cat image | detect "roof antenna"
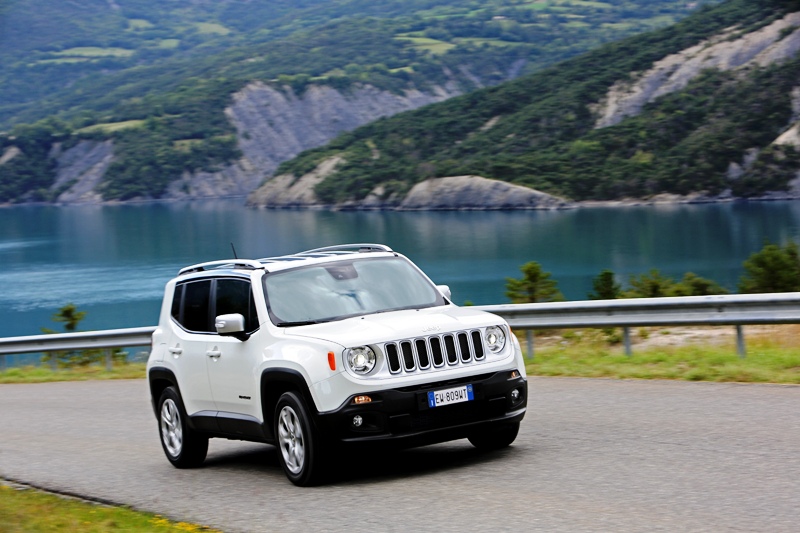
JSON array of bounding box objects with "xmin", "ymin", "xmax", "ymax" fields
[{"xmin": 230, "ymin": 242, "xmax": 239, "ymax": 259}]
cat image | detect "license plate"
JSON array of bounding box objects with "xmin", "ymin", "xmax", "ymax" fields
[{"xmin": 427, "ymin": 384, "xmax": 474, "ymax": 408}]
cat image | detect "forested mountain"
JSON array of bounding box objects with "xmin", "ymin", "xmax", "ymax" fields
[
  {"xmin": 261, "ymin": 0, "xmax": 800, "ymax": 207},
  {"xmin": 0, "ymin": 0, "xmax": 716, "ymax": 203}
]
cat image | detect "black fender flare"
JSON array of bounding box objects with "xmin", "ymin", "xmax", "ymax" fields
[
  {"xmin": 148, "ymin": 366, "xmax": 180, "ymax": 418},
  {"xmin": 260, "ymin": 368, "xmax": 318, "ymax": 441}
]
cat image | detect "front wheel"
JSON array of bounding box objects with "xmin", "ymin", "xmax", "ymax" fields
[
  {"xmin": 275, "ymin": 391, "xmax": 326, "ymax": 486},
  {"xmin": 468, "ymin": 422, "xmax": 520, "ymax": 450},
  {"xmin": 158, "ymin": 386, "xmax": 208, "ymax": 468}
]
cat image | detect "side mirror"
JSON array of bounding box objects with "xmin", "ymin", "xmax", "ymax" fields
[
  {"xmin": 436, "ymin": 285, "xmax": 452, "ymax": 301},
  {"xmin": 215, "ymin": 313, "xmax": 249, "ymax": 341}
]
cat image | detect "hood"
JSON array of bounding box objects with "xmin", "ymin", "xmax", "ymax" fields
[{"xmin": 283, "ymin": 305, "xmax": 503, "ymax": 347}]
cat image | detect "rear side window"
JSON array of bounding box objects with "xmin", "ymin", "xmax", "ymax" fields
[
  {"xmin": 182, "ymin": 280, "xmax": 212, "ymax": 332},
  {"xmin": 172, "ymin": 278, "xmax": 259, "ymax": 334}
]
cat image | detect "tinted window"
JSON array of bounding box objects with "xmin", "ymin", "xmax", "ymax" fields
[
  {"xmin": 182, "ymin": 280, "xmax": 212, "ymax": 332},
  {"xmin": 215, "ymin": 278, "xmax": 259, "ymax": 333},
  {"xmin": 170, "ymin": 285, "xmax": 183, "ymax": 321}
]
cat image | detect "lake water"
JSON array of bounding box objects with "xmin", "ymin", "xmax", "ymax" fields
[{"xmin": 2, "ymin": 200, "xmax": 800, "ymax": 339}]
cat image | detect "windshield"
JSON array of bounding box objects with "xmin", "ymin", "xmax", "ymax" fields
[{"xmin": 264, "ymin": 257, "xmax": 446, "ymax": 326}]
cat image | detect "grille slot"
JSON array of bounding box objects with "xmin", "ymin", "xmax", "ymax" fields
[
  {"xmin": 458, "ymin": 333, "xmax": 471, "ymax": 362},
  {"xmin": 386, "ymin": 343, "xmax": 401, "ymax": 373},
  {"xmin": 444, "ymin": 335, "xmax": 458, "ymax": 365},
  {"xmin": 471, "ymin": 331, "xmax": 485, "ymax": 360},
  {"xmin": 415, "ymin": 339, "xmax": 430, "ymax": 369},
  {"xmin": 401, "ymin": 341, "xmax": 415, "ymax": 371},
  {"xmin": 385, "ymin": 330, "xmax": 486, "ymax": 374},
  {"xmin": 430, "ymin": 337, "xmax": 444, "ymax": 367}
]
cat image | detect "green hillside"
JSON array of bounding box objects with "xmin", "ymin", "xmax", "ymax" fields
[
  {"xmin": 0, "ymin": 0, "xmax": 718, "ymax": 202},
  {"xmin": 276, "ymin": 0, "xmax": 800, "ymax": 203}
]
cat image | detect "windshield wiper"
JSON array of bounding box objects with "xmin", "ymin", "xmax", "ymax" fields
[{"xmin": 275, "ymin": 320, "xmax": 325, "ymax": 327}]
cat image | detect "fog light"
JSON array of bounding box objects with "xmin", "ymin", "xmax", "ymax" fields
[
  {"xmin": 352, "ymin": 415, "xmax": 363, "ymax": 428},
  {"xmin": 510, "ymin": 370, "xmax": 520, "ymax": 379},
  {"xmin": 511, "ymin": 389, "xmax": 521, "ymax": 402},
  {"xmin": 353, "ymin": 395, "xmax": 372, "ymax": 405}
]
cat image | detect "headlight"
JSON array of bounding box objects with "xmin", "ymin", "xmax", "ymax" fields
[
  {"xmin": 346, "ymin": 346, "xmax": 376, "ymax": 374},
  {"xmin": 485, "ymin": 326, "xmax": 506, "ymax": 353}
]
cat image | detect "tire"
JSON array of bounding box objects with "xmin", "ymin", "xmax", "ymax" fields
[
  {"xmin": 274, "ymin": 391, "xmax": 326, "ymax": 486},
  {"xmin": 158, "ymin": 386, "xmax": 208, "ymax": 468},
  {"xmin": 468, "ymin": 422, "xmax": 520, "ymax": 450}
]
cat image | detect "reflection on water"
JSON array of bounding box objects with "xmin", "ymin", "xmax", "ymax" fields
[{"xmin": 1, "ymin": 200, "xmax": 799, "ymax": 337}]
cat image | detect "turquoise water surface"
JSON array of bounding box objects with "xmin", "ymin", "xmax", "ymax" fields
[{"xmin": 1, "ymin": 200, "xmax": 799, "ymax": 339}]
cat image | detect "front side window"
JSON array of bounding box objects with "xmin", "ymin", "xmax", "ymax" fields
[
  {"xmin": 264, "ymin": 257, "xmax": 445, "ymax": 326},
  {"xmin": 216, "ymin": 278, "xmax": 259, "ymax": 333},
  {"xmin": 172, "ymin": 278, "xmax": 258, "ymax": 333}
]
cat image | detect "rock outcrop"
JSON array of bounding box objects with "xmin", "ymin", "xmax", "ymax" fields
[
  {"xmin": 397, "ymin": 176, "xmax": 571, "ymax": 210},
  {"xmin": 246, "ymin": 157, "xmax": 344, "ymax": 208},
  {"xmin": 594, "ymin": 12, "xmax": 800, "ymax": 128},
  {"xmin": 49, "ymin": 140, "xmax": 114, "ymax": 203},
  {"xmin": 247, "ymin": 163, "xmax": 571, "ymax": 210},
  {"xmin": 163, "ymin": 82, "xmax": 462, "ymax": 200}
]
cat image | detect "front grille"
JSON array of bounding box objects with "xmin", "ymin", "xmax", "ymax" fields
[{"xmin": 384, "ymin": 329, "xmax": 486, "ymax": 374}]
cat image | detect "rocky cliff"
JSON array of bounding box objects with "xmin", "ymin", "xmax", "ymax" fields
[
  {"xmin": 162, "ymin": 82, "xmax": 462, "ymax": 200},
  {"xmin": 594, "ymin": 12, "xmax": 800, "ymax": 128},
  {"xmin": 247, "ymin": 157, "xmax": 571, "ymax": 210},
  {"xmin": 42, "ymin": 81, "xmax": 462, "ymax": 204},
  {"xmin": 49, "ymin": 140, "xmax": 114, "ymax": 203}
]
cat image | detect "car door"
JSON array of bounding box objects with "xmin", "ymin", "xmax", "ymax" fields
[
  {"xmin": 206, "ymin": 278, "xmax": 260, "ymax": 419},
  {"xmin": 167, "ymin": 279, "xmax": 216, "ymax": 415}
]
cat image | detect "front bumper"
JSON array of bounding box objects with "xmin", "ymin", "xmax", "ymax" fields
[{"xmin": 315, "ymin": 370, "xmax": 527, "ymax": 448}]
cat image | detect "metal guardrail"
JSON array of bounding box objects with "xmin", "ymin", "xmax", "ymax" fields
[
  {"xmin": 475, "ymin": 293, "xmax": 800, "ymax": 358},
  {"xmin": 1, "ymin": 293, "xmax": 799, "ymax": 369}
]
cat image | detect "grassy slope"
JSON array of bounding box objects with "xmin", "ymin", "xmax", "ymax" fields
[
  {"xmin": 0, "ymin": 483, "xmax": 219, "ymax": 533},
  {"xmin": 0, "ymin": 1, "xmax": 719, "ymax": 203},
  {"xmin": 276, "ymin": 0, "xmax": 799, "ymax": 203}
]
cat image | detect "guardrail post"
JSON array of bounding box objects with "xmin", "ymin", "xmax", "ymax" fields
[
  {"xmin": 105, "ymin": 349, "xmax": 113, "ymax": 371},
  {"xmin": 1, "ymin": 353, "xmax": 5, "ymax": 373},
  {"xmin": 525, "ymin": 330, "xmax": 534, "ymax": 361},
  {"xmin": 736, "ymin": 325, "xmax": 746, "ymax": 359},
  {"xmin": 623, "ymin": 327, "xmax": 632, "ymax": 357},
  {"xmin": 49, "ymin": 352, "xmax": 57, "ymax": 372}
]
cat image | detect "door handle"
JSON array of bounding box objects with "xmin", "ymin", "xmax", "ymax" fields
[
  {"xmin": 207, "ymin": 350, "xmax": 222, "ymax": 359},
  {"xmin": 168, "ymin": 346, "xmax": 183, "ymax": 356}
]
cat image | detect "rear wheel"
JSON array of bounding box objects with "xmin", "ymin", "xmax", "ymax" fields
[
  {"xmin": 158, "ymin": 386, "xmax": 208, "ymax": 468},
  {"xmin": 468, "ymin": 422, "xmax": 520, "ymax": 450},
  {"xmin": 275, "ymin": 391, "xmax": 326, "ymax": 486}
]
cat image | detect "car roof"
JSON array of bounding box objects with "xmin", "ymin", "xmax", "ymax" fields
[{"xmin": 176, "ymin": 244, "xmax": 398, "ymax": 277}]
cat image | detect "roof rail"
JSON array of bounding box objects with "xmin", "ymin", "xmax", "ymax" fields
[
  {"xmin": 178, "ymin": 259, "xmax": 265, "ymax": 276},
  {"xmin": 300, "ymin": 243, "xmax": 393, "ymax": 254}
]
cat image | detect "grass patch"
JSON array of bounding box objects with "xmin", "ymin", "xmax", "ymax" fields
[
  {"xmin": 0, "ymin": 364, "xmax": 146, "ymax": 384},
  {"xmin": 157, "ymin": 39, "xmax": 181, "ymax": 49},
  {"xmin": 0, "ymin": 483, "xmax": 219, "ymax": 532},
  {"xmin": 394, "ymin": 36, "xmax": 456, "ymax": 55},
  {"xmin": 127, "ymin": 19, "xmax": 155, "ymax": 30},
  {"xmin": 75, "ymin": 120, "xmax": 146, "ymax": 134},
  {"xmin": 453, "ymin": 37, "xmax": 524, "ymax": 48},
  {"xmin": 521, "ymin": 327, "xmax": 800, "ymax": 383},
  {"xmin": 194, "ymin": 22, "xmax": 231, "ymax": 36},
  {"xmin": 53, "ymin": 47, "xmax": 135, "ymax": 58}
]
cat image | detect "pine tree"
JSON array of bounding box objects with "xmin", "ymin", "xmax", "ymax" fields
[
  {"xmin": 588, "ymin": 269, "xmax": 622, "ymax": 300},
  {"xmin": 505, "ymin": 261, "xmax": 563, "ymax": 303},
  {"xmin": 739, "ymin": 241, "xmax": 800, "ymax": 293}
]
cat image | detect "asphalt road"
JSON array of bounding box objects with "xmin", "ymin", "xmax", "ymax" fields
[{"xmin": 1, "ymin": 377, "xmax": 798, "ymax": 532}]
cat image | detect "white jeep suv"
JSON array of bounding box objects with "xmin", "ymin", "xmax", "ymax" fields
[{"xmin": 147, "ymin": 244, "xmax": 527, "ymax": 485}]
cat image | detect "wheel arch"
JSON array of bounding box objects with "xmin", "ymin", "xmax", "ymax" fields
[
  {"xmin": 260, "ymin": 368, "xmax": 318, "ymax": 441},
  {"xmin": 148, "ymin": 366, "xmax": 179, "ymax": 418}
]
